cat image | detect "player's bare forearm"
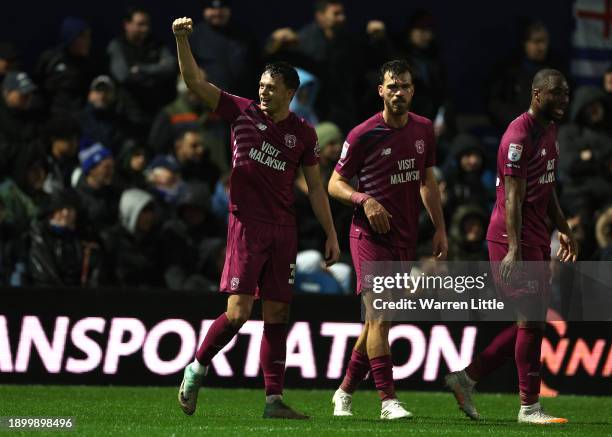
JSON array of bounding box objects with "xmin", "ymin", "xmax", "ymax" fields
[
  {"xmin": 504, "ymin": 176, "xmax": 526, "ymax": 255},
  {"xmin": 308, "ymin": 186, "xmax": 337, "ymax": 237},
  {"xmin": 328, "ymin": 171, "xmax": 356, "ymax": 206},
  {"xmin": 172, "ymin": 18, "xmax": 220, "ymax": 110},
  {"xmin": 175, "ymin": 36, "xmax": 220, "ymax": 109},
  {"xmin": 419, "ymin": 167, "xmax": 446, "ymax": 233},
  {"xmin": 304, "ymin": 165, "xmax": 336, "ymax": 237},
  {"xmin": 547, "ymin": 188, "xmax": 571, "ymax": 235},
  {"xmin": 304, "ymin": 165, "xmax": 340, "ymax": 265},
  {"xmin": 420, "ymin": 168, "xmax": 448, "ymax": 259},
  {"xmin": 175, "ymin": 35, "xmax": 199, "ymax": 83}
]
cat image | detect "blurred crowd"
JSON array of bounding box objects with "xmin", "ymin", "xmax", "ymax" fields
[{"xmin": 0, "ymin": 0, "xmax": 611, "ymax": 293}]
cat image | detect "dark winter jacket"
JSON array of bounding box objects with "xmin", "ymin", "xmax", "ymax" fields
[
  {"xmin": 102, "ymin": 188, "xmax": 165, "ymax": 287},
  {"xmin": 34, "ymin": 46, "xmax": 95, "ymax": 114},
  {"xmin": 28, "ymin": 221, "xmax": 105, "ymax": 287}
]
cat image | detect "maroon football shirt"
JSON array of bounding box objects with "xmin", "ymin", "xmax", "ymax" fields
[
  {"xmin": 215, "ymin": 91, "xmax": 319, "ymax": 226},
  {"xmin": 335, "ymin": 112, "xmax": 436, "ymax": 248},
  {"xmin": 487, "ymin": 112, "xmax": 559, "ymax": 249}
]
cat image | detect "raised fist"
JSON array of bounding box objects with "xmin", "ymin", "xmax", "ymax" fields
[{"xmin": 172, "ymin": 17, "xmax": 193, "ymax": 36}]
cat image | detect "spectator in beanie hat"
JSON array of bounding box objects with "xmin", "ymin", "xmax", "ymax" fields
[
  {"xmin": 74, "ymin": 141, "xmax": 119, "ymax": 233},
  {"xmin": 315, "ymin": 122, "xmax": 343, "ymax": 174},
  {"xmin": 79, "ymin": 142, "xmax": 113, "ymax": 175},
  {"xmin": 145, "ymin": 154, "xmax": 186, "ymax": 207}
]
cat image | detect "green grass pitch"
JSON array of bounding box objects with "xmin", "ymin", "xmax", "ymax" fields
[{"xmin": 0, "ymin": 385, "xmax": 611, "ymax": 436}]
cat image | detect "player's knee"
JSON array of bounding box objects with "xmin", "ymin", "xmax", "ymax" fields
[
  {"xmin": 226, "ymin": 309, "xmax": 249, "ymax": 327},
  {"xmin": 367, "ymin": 320, "xmax": 390, "ymax": 338},
  {"xmin": 264, "ymin": 309, "xmax": 290, "ymax": 324},
  {"xmin": 368, "ymin": 320, "xmax": 390, "ymax": 331},
  {"xmin": 226, "ymin": 295, "xmax": 254, "ymax": 326},
  {"xmin": 263, "ymin": 302, "xmax": 290, "ymax": 324},
  {"xmin": 225, "ymin": 303, "xmax": 252, "ymax": 326}
]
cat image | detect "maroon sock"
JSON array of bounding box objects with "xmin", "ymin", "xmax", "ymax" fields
[
  {"xmin": 516, "ymin": 326, "xmax": 543, "ymax": 405},
  {"xmin": 465, "ymin": 324, "xmax": 517, "ymax": 382},
  {"xmin": 369, "ymin": 355, "xmax": 396, "ymax": 401},
  {"xmin": 195, "ymin": 313, "xmax": 241, "ymax": 365},
  {"xmin": 340, "ymin": 349, "xmax": 370, "ymax": 394},
  {"xmin": 260, "ymin": 323, "xmax": 288, "ymax": 396}
]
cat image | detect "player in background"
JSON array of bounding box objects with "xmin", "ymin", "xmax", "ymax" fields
[
  {"xmin": 328, "ymin": 60, "xmax": 448, "ymax": 420},
  {"xmin": 172, "ymin": 17, "xmax": 340, "ymax": 420},
  {"xmin": 445, "ymin": 69, "xmax": 578, "ymax": 424}
]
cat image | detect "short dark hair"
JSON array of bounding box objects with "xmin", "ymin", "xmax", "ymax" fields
[
  {"xmin": 315, "ymin": 0, "xmax": 343, "ymax": 13},
  {"xmin": 605, "ymin": 64, "xmax": 612, "ymax": 75},
  {"xmin": 124, "ymin": 7, "xmax": 150, "ymax": 22},
  {"xmin": 262, "ymin": 62, "xmax": 300, "ymax": 91},
  {"xmin": 379, "ymin": 60, "xmax": 414, "ymax": 84},
  {"xmin": 532, "ymin": 68, "xmax": 565, "ymax": 90},
  {"xmin": 523, "ymin": 21, "xmax": 548, "ymax": 42}
]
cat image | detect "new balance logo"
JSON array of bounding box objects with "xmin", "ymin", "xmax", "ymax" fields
[
  {"xmin": 381, "ymin": 148, "xmax": 391, "ymax": 156},
  {"xmin": 256, "ymin": 123, "xmax": 267, "ymax": 131}
]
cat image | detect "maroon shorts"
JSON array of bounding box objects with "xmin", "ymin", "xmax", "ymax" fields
[
  {"xmin": 350, "ymin": 233, "xmax": 415, "ymax": 294},
  {"xmin": 220, "ymin": 213, "xmax": 297, "ymax": 303},
  {"xmin": 487, "ymin": 241, "xmax": 551, "ymax": 318}
]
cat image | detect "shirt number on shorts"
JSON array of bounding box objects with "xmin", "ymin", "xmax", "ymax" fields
[{"xmin": 288, "ymin": 263, "xmax": 296, "ymax": 284}]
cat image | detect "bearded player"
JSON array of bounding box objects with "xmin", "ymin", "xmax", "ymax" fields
[
  {"xmin": 172, "ymin": 17, "xmax": 340, "ymax": 419},
  {"xmin": 444, "ymin": 69, "xmax": 578, "ymax": 424},
  {"xmin": 328, "ymin": 60, "xmax": 448, "ymax": 419}
]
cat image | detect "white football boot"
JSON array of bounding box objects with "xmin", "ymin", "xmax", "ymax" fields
[
  {"xmin": 445, "ymin": 370, "xmax": 480, "ymax": 420},
  {"xmin": 518, "ymin": 402, "xmax": 568, "ymax": 424},
  {"xmin": 380, "ymin": 399, "xmax": 413, "ymax": 420},
  {"xmin": 178, "ymin": 363, "xmax": 206, "ymax": 415},
  {"xmin": 332, "ymin": 388, "xmax": 353, "ymax": 416}
]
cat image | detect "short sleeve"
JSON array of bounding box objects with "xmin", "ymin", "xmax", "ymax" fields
[
  {"xmin": 334, "ymin": 129, "xmax": 366, "ymax": 179},
  {"xmin": 214, "ymin": 91, "xmax": 253, "ymax": 123},
  {"xmin": 300, "ymin": 126, "xmax": 320, "ymax": 167},
  {"xmin": 500, "ymin": 134, "xmax": 529, "ymax": 179}
]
